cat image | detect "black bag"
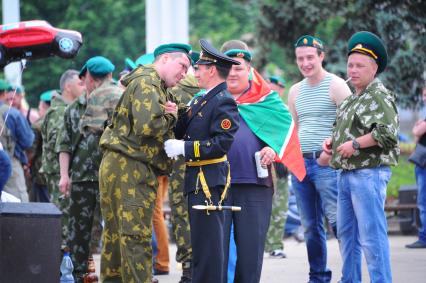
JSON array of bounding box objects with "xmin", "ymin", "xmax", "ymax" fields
[{"xmin": 408, "ymin": 143, "xmax": 426, "ymax": 168}]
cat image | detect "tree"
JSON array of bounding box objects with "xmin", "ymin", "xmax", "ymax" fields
[{"xmin": 256, "ymin": 0, "xmax": 426, "ymax": 108}]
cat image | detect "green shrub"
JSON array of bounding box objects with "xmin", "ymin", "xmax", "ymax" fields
[{"xmin": 388, "ymin": 155, "xmax": 416, "ymax": 197}]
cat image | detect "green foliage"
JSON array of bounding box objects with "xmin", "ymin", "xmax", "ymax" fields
[
  {"xmin": 388, "ymin": 155, "xmax": 416, "ymax": 198},
  {"xmin": 189, "ymin": 0, "xmax": 256, "ymax": 49},
  {"xmin": 256, "ymin": 0, "xmax": 426, "ymax": 108}
]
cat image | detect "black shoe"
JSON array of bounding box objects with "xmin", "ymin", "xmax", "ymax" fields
[
  {"xmin": 405, "ymin": 240, "xmax": 426, "ymax": 249},
  {"xmin": 269, "ymin": 249, "xmax": 287, "ymax": 258},
  {"xmin": 152, "ymin": 277, "xmax": 159, "ymax": 283},
  {"xmin": 179, "ymin": 275, "xmax": 192, "ymax": 283},
  {"xmin": 153, "ymin": 268, "xmax": 169, "ymax": 275}
]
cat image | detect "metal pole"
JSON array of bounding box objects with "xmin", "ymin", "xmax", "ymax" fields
[
  {"xmin": 146, "ymin": 0, "xmax": 189, "ymax": 53},
  {"xmin": 2, "ymin": 0, "xmax": 21, "ymax": 87}
]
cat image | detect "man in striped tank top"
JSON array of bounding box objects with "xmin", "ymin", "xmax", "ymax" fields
[{"xmin": 288, "ymin": 35, "xmax": 351, "ymax": 283}]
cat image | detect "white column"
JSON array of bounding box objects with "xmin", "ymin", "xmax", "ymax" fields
[
  {"xmin": 146, "ymin": 0, "xmax": 189, "ymax": 53},
  {"xmin": 2, "ymin": 0, "xmax": 21, "ymax": 87}
]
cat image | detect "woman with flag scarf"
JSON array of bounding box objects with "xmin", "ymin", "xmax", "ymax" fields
[{"xmin": 221, "ymin": 42, "xmax": 305, "ymax": 282}]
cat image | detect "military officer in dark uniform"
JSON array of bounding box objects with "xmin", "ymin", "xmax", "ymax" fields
[{"xmin": 164, "ymin": 39, "xmax": 240, "ymax": 283}]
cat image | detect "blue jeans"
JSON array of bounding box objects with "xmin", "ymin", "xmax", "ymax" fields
[
  {"xmin": 415, "ymin": 166, "xmax": 426, "ymax": 243},
  {"xmin": 337, "ymin": 166, "xmax": 392, "ymax": 283},
  {"xmin": 291, "ymin": 159, "xmax": 338, "ymax": 283}
]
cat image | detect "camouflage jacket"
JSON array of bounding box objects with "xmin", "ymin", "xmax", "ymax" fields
[
  {"xmin": 100, "ymin": 65, "xmax": 178, "ymax": 175},
  {"xmin": 30, "ymin": 119, "xmax": 46, "ymax": 184},
  {"xmin": 169, "ymin": 74, "xmax": 200, "ymax": 105},
  {"xmin": 40, "ymin": 95, "xmax": 68, "ymax": 175},
  {"xmin": 330, "ymin": 78, "xmax": 399, "ymax": 170},
  {"xmin": 79, "ymin": 80, "xmax": 122, "ymax": 136},
  {"xmin": 56, "ymin": 94, "xmax": 102, "ymax": 182}
]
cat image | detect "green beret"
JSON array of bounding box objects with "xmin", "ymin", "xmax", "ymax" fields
[
  {"xmin": 294, "ymin": 35, "xmax": 324, "ymax": 51},
  {"xmin": 348, "ymin": 31, "xmax": 388, "ymax": 74},
  {"xmin": 0, "ymin": 79, "xmax": 11, "ymax": 92},
  {"xmin": 79, "ymin": 56, "xmax": 115, "ymax": 78},
  {"xmin": 153, "ymin": 43, "xmax": 192, "ymax": 58},
  {"xmin": 135, "ymin": 53, "xmax": 155, "ymax": 66},
  {"xmin": 224, "ymin": 49, "xmax": 252, "ymax": 62},
  {"xmin": 268, "ymin": 76, "xmax": 286, "ymax": 88},
  {"xmin": 14, "ymin": 85, "xmax": 25, "ymax": 94},
  {"xmin": 39, "ymin": 90, "xmax": 55, "ymax": 102},
  {"xmin": 124, "ymin": 58, "xmax": 136, "ymax": 70},
  {"xmin": 190, "ymin": 51, "xmax": 200, "ymax": 65}
]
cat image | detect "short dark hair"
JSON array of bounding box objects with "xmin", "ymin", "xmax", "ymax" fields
[{"xmin": 215, "ymin": 64, "xmax": 231, "ymax": 79}]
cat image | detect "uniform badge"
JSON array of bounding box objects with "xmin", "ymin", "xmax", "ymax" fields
[{"xmin": 221, "ymin": 119, "xmax": 231, "ymax": 130}]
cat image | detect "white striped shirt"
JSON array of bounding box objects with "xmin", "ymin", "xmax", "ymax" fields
[{"xmin": 295, "ymin": 74, "xmax": 336, "ymax": 153}]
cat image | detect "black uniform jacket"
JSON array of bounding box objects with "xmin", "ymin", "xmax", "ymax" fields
[{"xmin": 175, "ymin": 82, "xmax": 239, "ymax": 194}]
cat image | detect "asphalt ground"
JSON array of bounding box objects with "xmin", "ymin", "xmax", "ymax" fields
[{"xmin": 93, "ymin": 234, "xmax": 426, "ymax": 282}]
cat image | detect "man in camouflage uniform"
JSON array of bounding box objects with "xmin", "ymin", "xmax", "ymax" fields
[
  {"xmin": 57, "ymin": 57, "xmax": 121, "ymax": 282},
  {"xmin": 168, "ymin": 70, "xmax": 200, "ymax": 282},
  {"xmin": 41, "ymin": 70, "xmax": 85, "ymax": 246},
  {"xmin": 29, "ymin": 90, "xmax": 53, "ymax": 202},
  {"xmin": 265, "ymin": 76, "xmax": 289, "ymax": 258},
  {"xmin": 99, "ymin": 43, "xmax": 191, "ymax": 283},
  {"xmin": 325, "ymin": 31, "xmax": 398, "ymax": 283}
]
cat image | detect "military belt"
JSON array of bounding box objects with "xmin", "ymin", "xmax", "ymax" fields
[
  {"xmin": 186, "ymin": 155, "xmax": 231, "ymax": 214},
  {"xmin": 186, "ymin": 155, "xmax": 227, "ymax": 166}
]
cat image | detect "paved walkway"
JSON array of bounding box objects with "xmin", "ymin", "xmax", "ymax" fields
[{"xmin": 94, "ymin": 234, "xmax": 426, "ymax": 282}]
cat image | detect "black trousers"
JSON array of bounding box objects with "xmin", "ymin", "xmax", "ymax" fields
[
  {"xmin": 224, "ymin": 184, "xmax": 273, "ymax": 283},
  {"xmin": 188, "ymin": 186, "xmax": 228, "ymax": 283}
]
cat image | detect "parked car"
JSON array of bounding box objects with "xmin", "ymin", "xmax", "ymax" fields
[{"xmin": 0, "ymin": 20, "xmax": 82, "ymax": 67}]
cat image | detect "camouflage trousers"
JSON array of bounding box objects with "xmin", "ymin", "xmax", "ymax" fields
[
  {"xmin": 168, "ymin": 157, "xmax": 192, "ymax": 263},
  {"xmin": 265, "ymin": 176, "xmax": 289, "ymax": 252},
  {"xmin": 45, "ymin": 173, "xmax": 70, "ymax": 247},
  {"xmin": 99, "ymin": 151, "xmax": 158, "ymax": 283},
  {"xmin": 67, "ymin": 181, "xmax": 103, "ymax": 282}
]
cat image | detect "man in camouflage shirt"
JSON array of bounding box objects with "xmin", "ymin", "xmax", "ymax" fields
[
  {"xmin": 98, "ymin": 43, "xmax": 191, "ymax": 283},
  {"xmin": 29, "ymin": 90, "xmax": 53, "ymax": 202},
  {"xmin": 324, "ymin": 31, "xmax": 398, "ymax": 283},
  {"xmin": 41, "ymin": 70, "xmax": 84, "ymax": 246},
  {"xmin": 57, "ymin": 57, "xmax": 121, "ymax": 282}
]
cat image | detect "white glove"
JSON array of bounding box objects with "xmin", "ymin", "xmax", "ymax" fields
[{"xmin": 164, "ymin": 139, "xmax": 185, "ymax": 159}]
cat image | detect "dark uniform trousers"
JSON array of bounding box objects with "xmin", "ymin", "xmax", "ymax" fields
[
  {"xmin": 175, "ymin": 82, "xmax": 240, "ymax": 283},
  {"xmin": 223, "ymin": 184, "xmax": 273, "ymax": 283},
  {"xmin": 188, "ymin": 185, "xmax": 229, "ymax": 283}
]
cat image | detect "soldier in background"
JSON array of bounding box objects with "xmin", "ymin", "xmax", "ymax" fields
[
  {"xmin": 29, "ymin": 90, "xmax": 54, "ymax": 202},
  {"xmin": 41, "ymin": 69, "xmax": 85, "ymax": 247},
  {"xmin": 99, "ymin": 44, "xmax": 191, "ymax": 283},
  {"xmin": 57, "ymin": 56, "xmax": 121, "ymax": 282},
  {"xmin": 1, "ymin": 80, "xmax": 34, "ymax": 202},
  {"xmin": 264, "ymin": 75, "xmax": 290, "ymax": 259}
]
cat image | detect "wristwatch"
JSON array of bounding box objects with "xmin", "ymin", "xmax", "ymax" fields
[{"xmin": 352, "ymin": 139, "xmax": 361, "ymax": 150}]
